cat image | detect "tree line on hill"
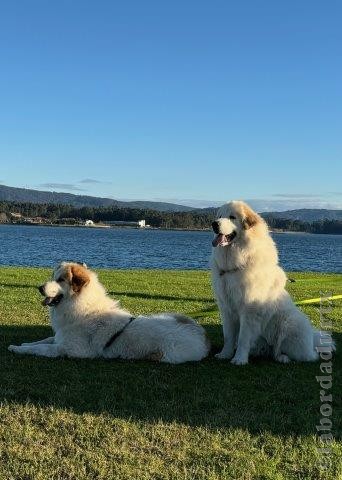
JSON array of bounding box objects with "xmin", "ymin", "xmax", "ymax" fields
[
  {"xmin": 264, "ymin": 216, "xmax": 342, "ymax": 234},
  {"xmin": 0, "ymin": 201, "xmax": 341, "ymax": 234}
]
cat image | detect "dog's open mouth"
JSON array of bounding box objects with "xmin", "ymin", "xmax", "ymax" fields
[
  {"xmin": 42, "ymin": 294, "xmax": 64, "ymax": 307},
  {"xmin": 212, "ymin": 231, "xmax": 237, "ymax": 247}
]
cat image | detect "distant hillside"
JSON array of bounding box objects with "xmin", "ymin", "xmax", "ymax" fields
[
  {"xmin": 195, "ymin": 207, "xmax": 342, "ymax": 222},
  {"xmin": 262, "ymin": 209, "xmax": 342, "ymax": 222},
  {"xmin": 0, "ymin": 185, "xmax": 194, "ymax": 212}
]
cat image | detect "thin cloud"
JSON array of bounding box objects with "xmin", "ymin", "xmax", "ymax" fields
[
  {"xmin": 272, "ymin": 193, "xmax": 319, "ymax": 198},
  {"xmin": 79, "ymin": 178, "xmax": 112, "ymax": 185},
  {"xmin": 39, "ymin": 183, "xmax": 87, "ymax": 192}
]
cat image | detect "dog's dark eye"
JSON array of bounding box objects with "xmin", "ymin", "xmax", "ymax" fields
[
  {"xmin": 229, "ymin": 215, "xmax": 236, "ymax": 220},
  {"xmin": 56, "ymin": 277, "xmax": 64, "ymax": 283}
]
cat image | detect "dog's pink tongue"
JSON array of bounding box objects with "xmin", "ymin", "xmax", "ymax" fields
[{"xmin": 212, "ymin": 234, "xmax": 225, "ymax": 247}]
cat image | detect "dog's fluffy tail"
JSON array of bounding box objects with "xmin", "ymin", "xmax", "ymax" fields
[{"xmin": 313, "ymin": 329, "xmax": 336, "ymax": 353}]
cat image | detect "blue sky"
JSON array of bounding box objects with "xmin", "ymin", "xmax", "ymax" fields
[{"xmin": 0, "ymin": 0, "xmax": 341, "ymax": 210}]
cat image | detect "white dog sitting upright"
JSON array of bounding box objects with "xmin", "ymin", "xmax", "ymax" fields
[
  {"xmin": 9, "ymin": 262, "xmax": 210, "ymax": 364},
  {"xmin": 211, "ymin": 200, "xmax": 332, "ymax": 365}
]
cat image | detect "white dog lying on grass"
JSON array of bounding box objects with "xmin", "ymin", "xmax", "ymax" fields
[
  {"xmin": 9, "ymin": 262, "xmax": 210, "ymax": 364},
  {"xmin": 211, "ymin": 200, "xmax": 335, "ymax": 365}
]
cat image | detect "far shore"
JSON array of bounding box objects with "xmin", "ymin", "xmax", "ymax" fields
[
  {"xmin": 0, "ymin": 222, "xmax": 210, "ymax": 232},
  {"xmin": 2, "ymin": 222, "xmax": 340, "ymax": 235}
]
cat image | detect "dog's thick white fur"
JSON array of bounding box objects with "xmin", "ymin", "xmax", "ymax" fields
[
  {"xmin": 211, "ymin": 200, "xmax": 334, "ymax": 365},
  {"xmin": 8, "ymin": 262, "xmax": 210, "ymax": 364}
]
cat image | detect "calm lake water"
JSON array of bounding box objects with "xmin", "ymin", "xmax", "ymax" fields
[{"xmin": 0, "ymin": 225, "xmax": 341, "ymax": 272}]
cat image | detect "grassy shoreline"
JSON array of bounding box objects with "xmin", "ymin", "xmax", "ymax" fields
[{"xmin": 0, "ymin": 268, "xmax": 341, "ymax": 479}]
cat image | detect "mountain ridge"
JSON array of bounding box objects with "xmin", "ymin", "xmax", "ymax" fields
[
  {"xmin": 0, "ymin": 184, "xmax": 194, "ymax": 212},
  {"xmin": 262, "ymin": 208, "xmax": 342, "ymax": 222}
]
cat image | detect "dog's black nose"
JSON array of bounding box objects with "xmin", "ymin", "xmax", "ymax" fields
[
  {"xmin": 38, "ymin": 285, "xmax": 45, "ymax": 295},
  {"xmin": 212, "ymin": 221, "xmax": 220, "ymax": 234}
]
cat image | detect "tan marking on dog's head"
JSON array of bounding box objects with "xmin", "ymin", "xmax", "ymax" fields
[
  {"xmin": 65, "ymin": 263, "xmax": 91, "ymax": 293},
  {"xmin": 240, "ymin": 202, "xmax": 262, "ymax": 230}
]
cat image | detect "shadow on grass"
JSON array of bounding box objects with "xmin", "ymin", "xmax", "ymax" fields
[
  {"xmin": 1, "ymin": 325, "xmax": 341, "ymax": 438},
  {"xmin": 108, "ymin": 290, "xmax": 213, "ymax": 303}
]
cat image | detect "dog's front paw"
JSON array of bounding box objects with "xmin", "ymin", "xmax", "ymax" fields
[
  {"xmin": 8, "ymin": 345, "xmax": 20, "ymax": 353},
  {"xmin": 215, "ymin": 349, "xmax": 234, "ymax": 360},
  {"xmin": 230, "ymin": 355, "xmax": 248, "ymax": 366},
  {"xmin": 275, "ymin": 354, "xmax": 290, "ymax": 364}
]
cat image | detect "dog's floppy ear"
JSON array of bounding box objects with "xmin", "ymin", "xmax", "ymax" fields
[
  {"xmin": 242, "ymin": 204, "xmax": 261, "ymax": 230},
  {"xmin": 70, "ymin": 264, "xmax": 90, "ymax": 293}
]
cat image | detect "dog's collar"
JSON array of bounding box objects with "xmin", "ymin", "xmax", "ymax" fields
[
  {"xmin": 219, "ymin": 266, "xmax": 242, "ymax": 276},
  {"xmin": 104, "ymin": 317, "xmax": 136, "ymax": 349}
]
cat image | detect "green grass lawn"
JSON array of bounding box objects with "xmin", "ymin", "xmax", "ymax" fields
[{"xmin": 0, "ymin": 267, "xmax": 341, "ymax": 480}]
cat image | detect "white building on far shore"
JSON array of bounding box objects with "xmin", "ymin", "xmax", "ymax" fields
[{"xmin": 104, "ymin": 219, "xmax": 149, "ymax": 228}]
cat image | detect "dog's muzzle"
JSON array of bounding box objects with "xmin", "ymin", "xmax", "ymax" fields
[
  {"xmin": 41, "ymin": 294, "xmax": 64, "ymax": 307},
  {"xmin": 38, "ymin": 285, "xmax": 64, "ymax": 307},
  {"xmin": 212, "ymin": 231, "xmax": 237, "ymax": 247}
]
